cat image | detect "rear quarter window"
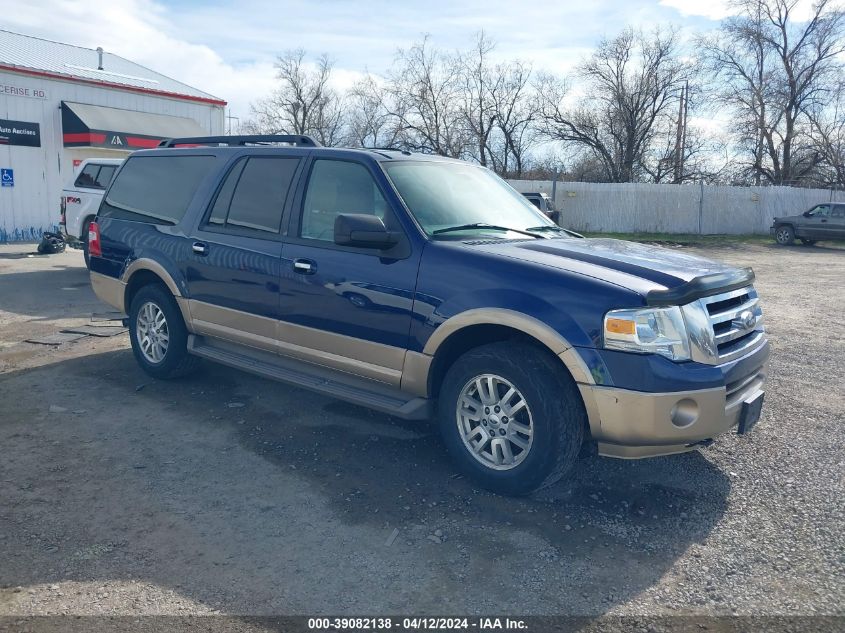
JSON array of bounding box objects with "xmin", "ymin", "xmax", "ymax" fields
[
  {"xmin": 99, "ymin": 155, "xmax": 216, "ymax": 225},
  {"xmin": 74, "ymin": 163, "xmax": 114, "ymax": 189}
]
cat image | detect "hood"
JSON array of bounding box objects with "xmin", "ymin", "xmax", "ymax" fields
[
  {"xmin": 467, "ymin": 237, "xmax": 742, "ymax": 294},
  {"xmin": 774, "ymin": 213, "xmax": 806, "ymax": 222}
]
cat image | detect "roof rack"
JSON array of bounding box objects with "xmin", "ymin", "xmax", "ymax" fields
[{"xmin": 158, "ymin": 134, "xmax": 321, "ymax": 148}]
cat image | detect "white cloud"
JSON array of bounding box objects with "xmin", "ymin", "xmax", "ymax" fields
[
  {"xmin": 4, "ymin": 0, "xmax": 277, "ymax": 120},
  {"xmin": 659, "ymin": 0, "xmax": 821, "ymax": 21}
]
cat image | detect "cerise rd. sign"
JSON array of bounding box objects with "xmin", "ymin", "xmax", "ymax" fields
[{"xmin": 0, "ymin": 83, "xmax": 48, "ymax": 99}]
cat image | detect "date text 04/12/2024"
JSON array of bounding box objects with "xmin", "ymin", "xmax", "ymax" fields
[{"xmin": 307, "ymin": 618, "xmax": 528, "ymax": 630}]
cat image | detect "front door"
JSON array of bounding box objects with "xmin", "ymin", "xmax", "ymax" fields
[
  {"xmin": 277, "ymin": 155, "xmax": 421, "ymax": 387},
  {"xmin": 804, "ymin": 204, "xmax": 833, "ymax": 239},
  {"xmin": 184, "ymin": 153, "xmax": 305, "ymax": 352}
]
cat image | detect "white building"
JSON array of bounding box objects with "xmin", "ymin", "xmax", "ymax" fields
[{"xmin": 0, "ymin": 30, "xmax": 226, "ymax": 242}]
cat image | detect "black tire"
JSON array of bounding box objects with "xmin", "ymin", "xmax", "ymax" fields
[
  {"xmin": 81, "ymin": 218, "xmax": 91, "ymax": 268},
  {"xmin": 128, "ymin": 284, "xmax": 199, "ymax": 380},
  {"xmin": 800, "ymin": 238, "xmax": 817, "ymax": 246},
  {"xmin": 774, "ymin": 225, "xmax": 795, "ymax": 245},
  {"xmin": 437, "ymin": 341, "xmax": 585, "ymax": 496}
]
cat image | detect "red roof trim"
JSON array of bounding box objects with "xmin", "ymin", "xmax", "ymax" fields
[{"xmin": 0, "ymin": 64, "xmax": 227, "ymax": 106}]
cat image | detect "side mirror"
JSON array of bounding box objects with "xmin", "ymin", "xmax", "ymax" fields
[
  {"xmin": 334, "ymin": 214, "xmax": 400, "ymax": 249},
  {"xmin": 803, "ymin": 210, "xmax": 813, "ymax": 217}
]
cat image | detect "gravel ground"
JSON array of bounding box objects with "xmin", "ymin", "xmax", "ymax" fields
[{"xmin": 0, "ymin": 241, "xmax": 843, "ymax": 621}]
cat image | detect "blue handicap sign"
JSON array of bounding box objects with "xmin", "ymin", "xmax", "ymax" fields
[{"xmin": 0, "ymin": 169, "xmax": 12, "ymax": 187}]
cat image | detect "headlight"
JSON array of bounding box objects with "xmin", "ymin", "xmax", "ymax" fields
[{"xmin": 603, "ymin": 306, "xmax": 690, "ymax": 361}]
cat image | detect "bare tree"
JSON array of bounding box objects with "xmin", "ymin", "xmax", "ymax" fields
[
  {"xmin": 382, "ymin": 37, "xmax": 469, "ymax": 157},
  {"xmin": 538, "ymin": 27, "xmax": 688, "ymax": 182},
  {"xmin": 491, "ymin": 59, "xmax": 539, "ymax": 177},
  {"xmin": 808, "ymin": 79, "xmax": 845, "ymax": 186},
  {"xmin": 457, "ymin": 32, "xmax": 500, "ymax": 167},
  {"xmin": 700, "ymin": 0, "xmax": 845, "ymax": 185},
  {"xmin": 346, "ymin": 74, "xmax": 402, "ymax": 149},
  {"xmin": 246, "ymin": 50, "xmax": 346, "ymax": 146}
]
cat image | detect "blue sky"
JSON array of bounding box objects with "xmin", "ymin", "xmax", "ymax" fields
[{"xmin": 4, "ymin": 0, "xmax": 750, "ymax": 121}]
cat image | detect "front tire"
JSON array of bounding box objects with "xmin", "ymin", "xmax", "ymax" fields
[
  {"xmin": 438, "ymin": 341, "xmax": 585, "ymax": 495},
  {"xmin": 775, "ymin": 225, "xmax": 795, "ymax": 245},
  {"xmin": 128, "ymin": 284, "xmax": 199, "ymax": 380}
]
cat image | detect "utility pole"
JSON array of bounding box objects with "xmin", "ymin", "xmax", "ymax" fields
[
  {"xmin": 674, "ymin": 81, "xmax": 688, "ymax": 184},
  {"xmin": 225, "ymin": 110, "xmax": 240, "ymax": 135},
  {"xmin": 681, "ymin": 79, "xmax": 689, "ymax": 181}
]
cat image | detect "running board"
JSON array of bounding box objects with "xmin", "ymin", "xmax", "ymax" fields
[{"xmin": 187, "ymin": 335, "xmax": 432, "ymax": 420}]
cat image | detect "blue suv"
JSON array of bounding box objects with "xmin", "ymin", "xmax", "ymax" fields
[{"xmin": 88, "ymin": 135, "xmax": 769, "ymax": 495}]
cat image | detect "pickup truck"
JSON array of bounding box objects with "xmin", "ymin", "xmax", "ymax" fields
[
  {"xmin": 60, "ymin": 158, "xmax": 123, "ymax": 266},
  {"xmin": 88, "ymin": 135, "xmax": 769, "ymax": 495},
  {"xmin": 521, "ymin": 191, "xmax": 559, "ymax": 223}
]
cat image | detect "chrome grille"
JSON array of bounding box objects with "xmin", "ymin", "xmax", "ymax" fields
[{"xmin": 682, "ymin": 286, "xmax": 766, "ymax": 365}]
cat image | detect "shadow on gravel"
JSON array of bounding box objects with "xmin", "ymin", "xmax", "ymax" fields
[
  {"xmin": 0, "ymin": 266, "xmax": 96, "ymax": 321},
  {"xmin": 0, "ymin": 349, "xmax": 731, "ymax": 616}
]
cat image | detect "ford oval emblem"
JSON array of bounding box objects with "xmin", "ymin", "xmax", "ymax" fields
[{"xmin": 735, "ymin": 310, "xmax": 756, "ymax": 330}]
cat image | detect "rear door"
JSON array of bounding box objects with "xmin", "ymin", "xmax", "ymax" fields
[
  {"xmin": 183, "ymin": 152, "xmax": 306, "ymax": 353},
  {"xmin": 276, "ymin": 154, "xmax": 421, "ymax": 386},
  {"xmin": 830, "ymin": 205, "xmax": 845, "ymax": 239}
]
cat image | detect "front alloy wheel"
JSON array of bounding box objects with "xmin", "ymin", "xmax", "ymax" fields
[
  {"xmin": 438, "ymin": 341, "xmax": 585, "ymax": 495},
  {"xmin": 457, "ymin": 374, "xmax": 534, "ymax": 470}
]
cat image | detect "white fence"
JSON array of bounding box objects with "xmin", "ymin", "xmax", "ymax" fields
[{"xmin": 507, "ymin": 180, "xmax": 845, "ymax": 235}]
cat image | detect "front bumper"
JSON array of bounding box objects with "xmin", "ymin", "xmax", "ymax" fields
[{"xmin": 578, "ymin": 344, "xmax": 768, "ymax": 458}]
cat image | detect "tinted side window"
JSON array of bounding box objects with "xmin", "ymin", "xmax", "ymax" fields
[
  {"xmin": 75, "ymin": 164, "xmax": 101, "ymax": 189},
  {"xmin": 95, "ymin": 165, "xmax": 117, "ymax": 188},
  {"xmin": 223, "ymin": 157, "xmax": 299, "ymax": 234},
  {"xmin": 301, "ymin": 160, "xmax": 386, "ymax": 241},
  {"xmin": 100, "ymin": 156, "xmax": 216, "ymax": 225},
  {"xmin": 832, "ymin": 205, "xmax": 845, "ymax": 218},
  {"xmin": 208, "ymin": 159, "xmax": 247, "ymax": 226}
]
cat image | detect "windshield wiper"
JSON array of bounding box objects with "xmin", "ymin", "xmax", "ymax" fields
[
  {"xmin": 432, "ymin": 223, "xmax": 542, "ymax": 238},
  {"xmin": 525, "ymin": 225, "xmax": 564, "ymax": 232},
  {"xmin": 526, "ymin": 225, "xmax": 584, "ymax": 238}
]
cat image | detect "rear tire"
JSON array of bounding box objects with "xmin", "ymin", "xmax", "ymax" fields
[
  {"xmin": 775, "ymin": 225, "xmax": 795, "ymax": 245},
  {"xmin": 128, "ymin": 284, "xmax": 199, "ymax": 380},
  {"xmin": 437, "ymin": 341, "xmax": 585, "ymax": 496}
]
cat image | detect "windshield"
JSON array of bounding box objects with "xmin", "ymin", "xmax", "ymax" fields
[{"xmin": 383, "ymin": 161, "xmax": 557, "ymax": 237}]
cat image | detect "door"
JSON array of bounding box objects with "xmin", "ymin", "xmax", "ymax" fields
[
  {"xmin": 183, "ymin": 154, "xmax": 304, "ymax": 352},
  {"xmin": 803, "ymin": 204, "xmax": 833, "ymax": 239},
  {"xmin": 829, "ymin": 205, "xmax": 845, "ymax": 239},
  {"xmin": 277, "ymin": 155, "xmax": 421, "ymax": 386}
]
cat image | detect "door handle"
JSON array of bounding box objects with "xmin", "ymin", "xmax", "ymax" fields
[
  {"xmin": 821, "ymin": 219, "xmax": 828, "ymax": 223},
  {"xmin": 192, "ymin": 241, "xmax": 209, "ymax": 256},
  {"xmin": 293, "ymin": 258, "xmax": 316, "ymax": 274}
]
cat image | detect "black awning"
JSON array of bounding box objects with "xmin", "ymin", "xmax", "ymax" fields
[{"xmin": 61, "ymin": 101, "xmax": 207, "ymax": 149}]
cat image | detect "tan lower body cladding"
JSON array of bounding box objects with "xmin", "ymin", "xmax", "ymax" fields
[{"xmin": 92, "ymin": 269, "xmax": 755, "ymax": 459}]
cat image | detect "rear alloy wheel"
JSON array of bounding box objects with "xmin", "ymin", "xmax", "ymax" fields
[
  {"xmin": 129, "ymin": 284, "xmax": 199, "ymax": 379},
  {"xmin": 438, "ymin": 341, "xmax": 585, "ymax": 495},
  {"xmin": 775, "ymin": 225, "xmax": 795, "ymax": 245}
]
